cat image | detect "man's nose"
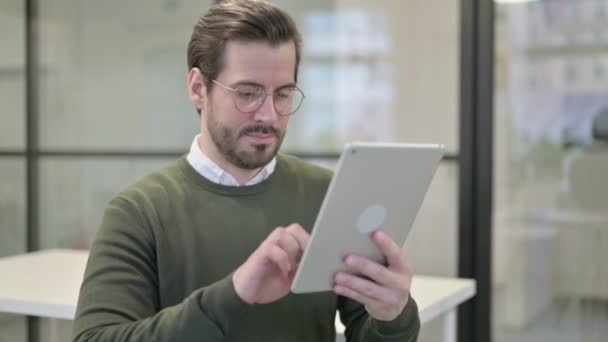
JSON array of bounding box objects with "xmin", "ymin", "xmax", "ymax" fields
[{"xmin": 253, "ymin": 94, "xmax": 279, "ymax": 122}]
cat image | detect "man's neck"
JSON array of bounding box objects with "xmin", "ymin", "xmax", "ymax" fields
[{"xmin": 196, "ymin": 135, "xmax": 263, "ymax": 185}]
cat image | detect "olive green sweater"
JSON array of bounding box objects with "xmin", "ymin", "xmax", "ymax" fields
[{"xmin": 73, "ymin": 154, "xmax": 420, "ymax": 342}]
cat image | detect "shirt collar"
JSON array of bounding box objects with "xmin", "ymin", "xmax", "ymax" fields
[{"xmin": 186, "ymin": 134, "xmax": 276, "ymax": 186}]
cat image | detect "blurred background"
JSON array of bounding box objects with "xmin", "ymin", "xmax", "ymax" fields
[{"xmin": 1, "ymin": 0, "xmax": 607, "ymax": 341}]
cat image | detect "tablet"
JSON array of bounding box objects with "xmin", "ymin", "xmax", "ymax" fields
[{"xmin": 291, "ymin": 142, "xmax": 445, "ymax": 293}]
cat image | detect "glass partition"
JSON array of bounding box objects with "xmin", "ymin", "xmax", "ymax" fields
[{"xmin": 493, "ymin": 1, "xmax": 608, "ymax": 341}]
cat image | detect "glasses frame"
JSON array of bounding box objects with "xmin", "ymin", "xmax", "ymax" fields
[{"xmin": 212, "ymin": 79, "xmax": 305, "ymax": 116}]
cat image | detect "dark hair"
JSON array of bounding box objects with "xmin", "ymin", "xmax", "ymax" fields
[{"xmin": 187, "ymin": 0, "xmax": 302, "ymax": 92}]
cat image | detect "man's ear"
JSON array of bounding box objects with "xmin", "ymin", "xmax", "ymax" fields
[{"xmin": 188, "ymin": 67, "xmax": 207, "ymax": 115}]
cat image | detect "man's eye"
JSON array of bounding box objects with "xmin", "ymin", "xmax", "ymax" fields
[
  {"xmin": 276, "ymin": 90, "xmax": 292, "ymax": 99},
  {"xmin": 237, "ymin": 88, "xmax": 260, "ymax": 99},
  {"xmin": 238, "ymin": 91, "xmax": 257, "ymax": 99}
]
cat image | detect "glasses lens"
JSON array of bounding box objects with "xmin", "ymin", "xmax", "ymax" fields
[
  {"xmin": 274, "ymin": 87, "xmax": 304, "ymax": 115},
  {"xmin": 235, "ymin": 85, "xmax": 265, "ymax": 112}
]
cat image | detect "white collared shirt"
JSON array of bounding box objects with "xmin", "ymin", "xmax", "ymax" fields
[{"xmin": 186, "ymin": 134, "xmax": 276, "ymax": 186}]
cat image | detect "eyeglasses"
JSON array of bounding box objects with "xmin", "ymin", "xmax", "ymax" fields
[{"xmin": 212, "ymin": 79, "xmax": 305, "ymax": 116}]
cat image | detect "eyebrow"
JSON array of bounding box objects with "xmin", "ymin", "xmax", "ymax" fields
[{"xmin": 231, "ymin": 80, "xmax": 298, "ymax": 91}]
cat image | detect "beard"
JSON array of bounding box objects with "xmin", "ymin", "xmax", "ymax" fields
[{"xmin": 206, "ymin": 108, "xmax": 285, "ymax": 170}]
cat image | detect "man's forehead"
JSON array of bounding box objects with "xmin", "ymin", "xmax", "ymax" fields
[{"xmin": 220, "ymin": 40, "xmax": 296, "ymax": 83}]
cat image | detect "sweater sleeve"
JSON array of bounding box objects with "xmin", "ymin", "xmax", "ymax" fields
[
  {"xmin": 72, "ymin": 196, "xmax": 252, "ymax": 342},
  {"xmin": 337, "ymin": 294, "xmax": 421, "ymax": 342}
]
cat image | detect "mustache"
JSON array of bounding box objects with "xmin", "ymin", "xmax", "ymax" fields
[{"xmin": 240, "ymin": 124, "xmax": 279, "ymax": 137}]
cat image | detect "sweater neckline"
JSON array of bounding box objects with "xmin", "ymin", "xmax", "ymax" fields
[{"xmin": 178, "ymin": 154, "xmax": 284, "ymax": 196}]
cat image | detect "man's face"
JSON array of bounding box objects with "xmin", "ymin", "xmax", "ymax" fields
[{"xmin": 203, "ymin": 40, "xmax": 296, "ymax": 170}]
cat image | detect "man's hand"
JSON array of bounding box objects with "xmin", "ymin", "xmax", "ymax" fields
[
  {"xmin": 333, "ymin": 230, "xmax": 413, "ymax": 321},
  {"xmin": 233, "ymin": 223, "xmax": 309, "ymax": 304}
]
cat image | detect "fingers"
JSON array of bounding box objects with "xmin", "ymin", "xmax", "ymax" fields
[
  {"xmin": 342, "ymin": 230, "xmax": 414, "ymax": 293},
  {"xmin": 337, "ymin": 230, "xmax": 414, "ymax": 311},
  {"xmin": 275, "ymin": 229, "xmax": 301, "ymax": 260},
  {"xmin": 263, "ymin": 244, "xmax": 292, "ymax": 277},
  {"xmin": 334, "ymin": 272, "xmax": 394, "ymax": 303},
  {"xmin": 371, "ymin": 230, "xmax": 407, "ymax": 272},
  {"xmin": 262, "ymin": 224, "xmax": 310, "ymax": 275},
  {"xmin": 333, "ymin": 274, "xmax": 403, "ymax": 318},
  {"xmin": 334, "ymin": 284, "xmax": 375, "ymax": 306},
  {"xmin": 284, "ymin": 223, "xmax": 310, "ymax": 254},
  {"xmin": 334, "ymin": 274, "xmax": 409, "ymax": 322},
  {"xmin": 343, "ymin": 255, "xmax": 401, "ymax": 289}
]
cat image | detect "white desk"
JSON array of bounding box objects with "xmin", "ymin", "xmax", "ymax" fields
[{"xmin": 0, "ymin": 249, "xmax": 475, "ymax": 342}]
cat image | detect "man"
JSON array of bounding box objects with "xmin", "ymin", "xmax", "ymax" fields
[{"xmin": 73, "ymin": 1, "xmax": 420, "ymax": 341}]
